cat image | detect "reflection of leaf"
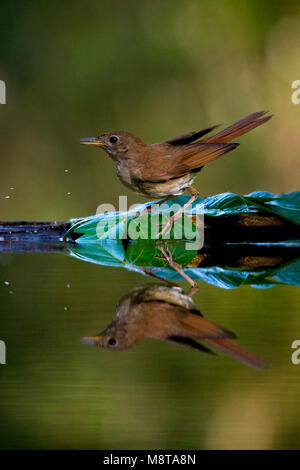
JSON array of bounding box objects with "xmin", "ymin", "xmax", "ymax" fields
[
  {"xmin": 271, "ymin": 256, "xmax": 300, "ymax": 285},
  {"xmin": 152, "ymin": 242, "xmax": 197, "ymax": 268},
  {"xmin": 124, "ymin": 239, "xmax": 198, "ymax": 267},
  {"xmin": 68, "ymin": 239, "xmax": 300, "ymax": 289},
  {"xmin": 70, "ymin": 240, "xmax": 126, "ymax": 267},
  {"xmin": 149, "ymin": 258, "xmax": 300, "ymax": 289},
  {"xmin": 125, "ymin": 240, "xmax": 156, "ymax": 266}
]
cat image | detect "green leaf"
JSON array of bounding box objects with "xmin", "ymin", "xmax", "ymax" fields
[
  {"xmin": 70, "ymin": 191, "xmax": 300, "ymax": 245},
  {"xmin": 67, "ymin": 191, "xmax": 300, "ymax": 289},
  {"xmin": 70, "ymin": 239, "xmax": 126, "ymax": 267},
  {"xmin": 125, "ymin": 240, "xmax": 157, "ymax": 266},
  {"xmin": 152, "ymin": 241, "xmax": 198, "ymax": 268}
]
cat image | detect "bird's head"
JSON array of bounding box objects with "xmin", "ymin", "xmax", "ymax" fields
[
  {"xmin": 81, "ymin": 322, "xmax": 137, "ymax": 351},
  {"xmin": 80, "ymin": 131, "xmax": 146, "ymax": 160}
]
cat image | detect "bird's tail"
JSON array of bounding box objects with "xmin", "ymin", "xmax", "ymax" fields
[
  {"xmin": 204, "ymin": 337, "xmax": 269, "ymax": 369},
  {"xmin": 203, "ymin": 110, "xmax": 272, "ymax": 144},
  {"xmin": 180, "ymin": 311, "xmax": 268, "ymax": 368}
]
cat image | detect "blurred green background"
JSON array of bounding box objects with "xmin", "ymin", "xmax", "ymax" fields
[{"xmin": 1, "ymin": 0, "xmax": 300, "ymax": 450}]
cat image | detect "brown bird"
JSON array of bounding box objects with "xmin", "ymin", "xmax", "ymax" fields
[
  {"xmin": 80, "ymin": 111, "xmax": 271, "ymax": 198},
  {"xmin": 82, "ymin": 283, "xmax": 268, "ymax": 369},
  {"xmin": 81, "ymin": 111, "xmax": 271, "ymax": 232}
]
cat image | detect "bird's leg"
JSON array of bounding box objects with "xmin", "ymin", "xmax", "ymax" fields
[
  {"xmin": 139, "ymin": 267, "xmax": 179, "ymax": 286},
  {"xmin": 158, "ymin": 246, "xmax": 198, "ymax": 296},
  {"xmin": 186, "ymin": 284, "xmax": 199, "ymax": 297},
  {"xmin": 157, "ymin": 186, "xmax": 200, "ymax": 237}
]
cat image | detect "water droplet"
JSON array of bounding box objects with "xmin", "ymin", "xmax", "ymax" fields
[
  {"xmin": 4, "ymin": 281, "xmax": 9, "ymax": 286},
  {"xmin": 9, "ymin": 290, "xmax": 14, "ymax": 294},
  {"xmin": 64, "ymin": 169, "xmax": 69, "ymax": 173},
  {"xmin": 4, "ymin": 195, "xmax": 10, "ymax": 199},
  {"xmin": 64, "ymin": 306, "xmax": 68, "ymax": 311},
  {"xmin": 10, "ymin": 187, "xmax": 14, "ymax": 190},
  {"xmin": 67, "ymin": 192, "xmax": 71, "ymax": 196},
  {"xmin": 66, "ymin": 284, "xmax": 70, "ymax": 288}
]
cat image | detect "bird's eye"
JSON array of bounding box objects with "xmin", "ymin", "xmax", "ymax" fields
[
  {"xmin": 109, "ymin": 135, "xmax": 119, "ymax": 144},
  {"xmin": 108, "ymin": 337, "xmax": 117, "ymax": 346}
]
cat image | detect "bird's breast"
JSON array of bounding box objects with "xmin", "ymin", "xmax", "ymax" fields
[
  {"xmin": 117, "ymin": 170, "xmax": 196, "ymax": 197},
  {"xmin": 134, "ymin": 174, "xmax": 196, "ymax": 197}
]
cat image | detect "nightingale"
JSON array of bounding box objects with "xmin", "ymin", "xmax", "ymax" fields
[
  {"xmin": 82, "ymin": 283, "xmax": 267, "ymax": 369},
  {"xmin": 80, "ymin": 111, "xmax": 271, "ymax": 233},
  {"xmin": 80, "ymin": 111, "xmax": 271, "ymax": 198}
]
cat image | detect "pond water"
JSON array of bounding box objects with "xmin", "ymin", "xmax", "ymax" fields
[{"xmin": 0, "ymin": 236, "xmax": 300, "ymax": 450}]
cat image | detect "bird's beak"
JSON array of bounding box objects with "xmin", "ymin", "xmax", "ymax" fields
[
  {"xmin": 80, "ymin": 137, "xmax": 108, "ymax": 147},
  {"xmin": 81, "ymin": 335, "xmax": 105, "ymax": 345}
]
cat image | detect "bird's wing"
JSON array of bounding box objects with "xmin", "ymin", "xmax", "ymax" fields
[
  {"xmin": 166, "ymin": 335, "xmax": 215, "ymax": 355},
  {"xmin": 141, "ymin": 302, "xmax": 268, "ymax": 368},
  {"xmin": 170, "ymin": 142, "xmax": 239, "ymax": 175},
  {"xmin": 145, "ymin": 111, "xmax": 272, "ymax": 180},
  {"xmin": 143, "ymin": 142, "xmax": 238, "ymax": 180},
  {"xmin": 141, "ymin": 301, "xmax": 235, "ymax": 340},
  {"xmin": 164, "ymin": 125, "xmax": 219, "ymax": 146}
]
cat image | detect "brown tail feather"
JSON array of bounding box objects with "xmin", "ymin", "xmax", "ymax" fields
[
  {"xmin": 173, "ymin": 111, "xmax": 272, "ymax": 174},
  {"xmin": 204, "ymin": 111, "xmax": 272, "ymax": 144},
  {"xmin": 204, "ymin": 337, "xmax": 269, "ymax": 369},
  {"xmin": 179, "ymin": 312, "xmax": 236, "ymax": 340}
]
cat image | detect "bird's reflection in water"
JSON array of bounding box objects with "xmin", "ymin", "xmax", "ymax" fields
[{"xmin": 82, "ymin": 283, "xmax": 268, "ymax": 369}]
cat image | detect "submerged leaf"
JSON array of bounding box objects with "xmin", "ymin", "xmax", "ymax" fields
[
  {"xmin": 67, "ymin": 191, "xmax": 300, "ymax": 288},
  {"xmin": 71, "ymin": 191, "xmax": 300, "ymax": 244}
]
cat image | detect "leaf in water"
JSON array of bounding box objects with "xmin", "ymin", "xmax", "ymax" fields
[
  {"xmin": 70, "ymin": 239, "xmax": 126, "ymax": 267},
  {"xmin": 68, "ymin": 191, "xmax": 300, "ymax": 288},
  {"xmin": 245, "ymin": 191, "xmax": 300, "ymax": 225},
  {"xmin": 271, "ymin": 256, "xmax": 300, "ymax": 286},
  {"xmin": 125, "ymin": 240, "xmax": 157, "ymax": 266},
  {"xmin": 145, "ymin": 258, "xmax": 300, "ymax": 289},
  {"xmin": 74, "ymin": 213, "xmax": 128, "ymax": 241},
  {"xmin": 152, "ymin": 241, "xmax": 198, "ymax": 268},
  {"xmin": 69, "ymin": 237, "xmax": 300, "ymax": 288},
  {"xmin": 126, "ymin": 212, "xmax": 199, "ymax": 242},
  {"xmin": 127, "ymin": 214, "xmax": 156, "ymax": 240},
  {"xmin": 156, "ymin": 191, "xmax": 300, "ymax": 224},
  {"xmin": 70, "ymin": 191, "xmax": 300, "ymax": 244}
]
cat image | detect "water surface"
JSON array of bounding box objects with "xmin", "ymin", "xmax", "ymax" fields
[{"xmin": 1, "ymin": 249, "xmax": 299, "ymax": 449}]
